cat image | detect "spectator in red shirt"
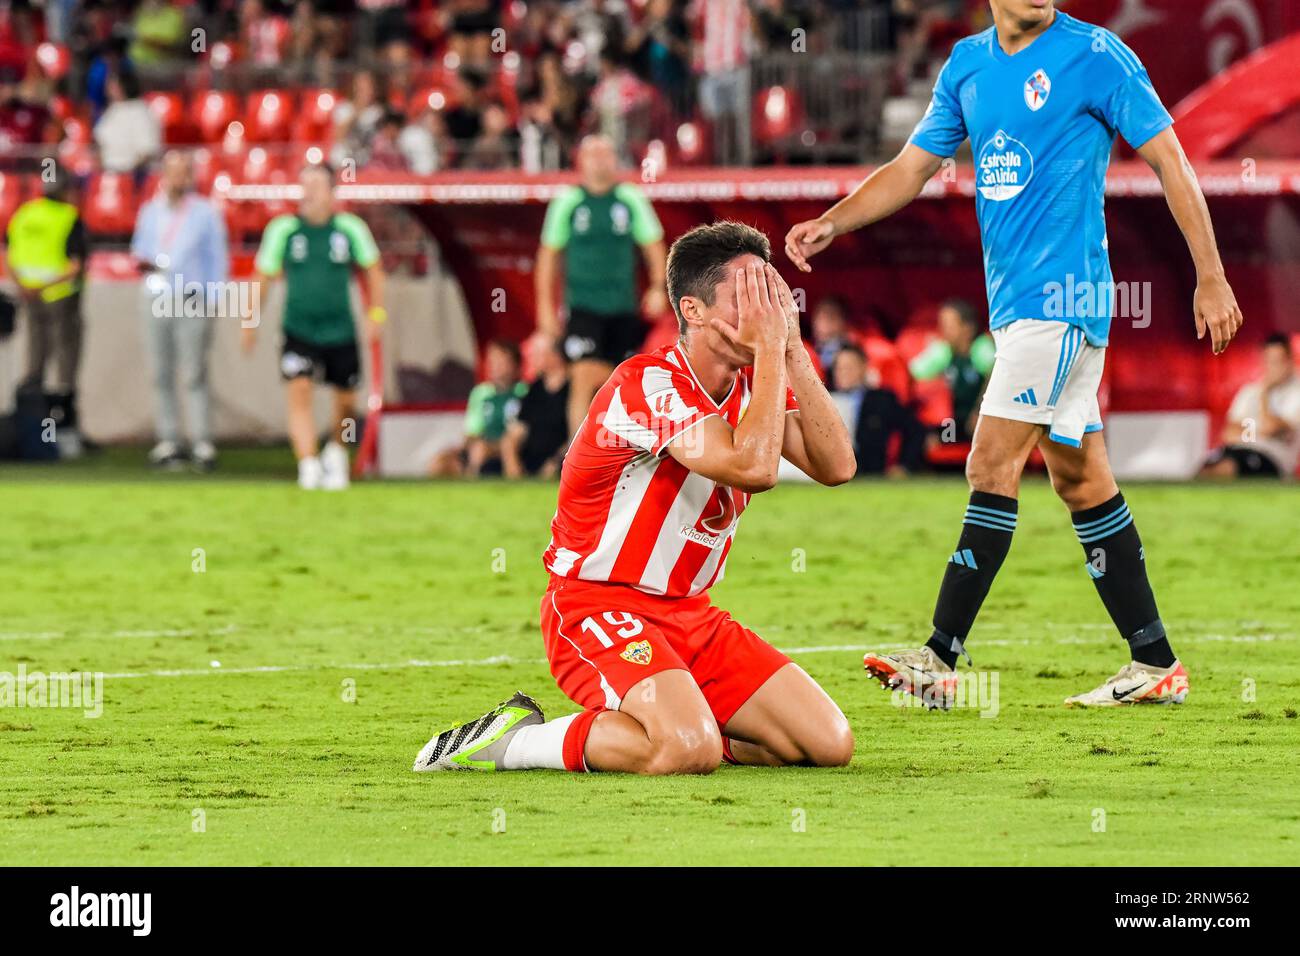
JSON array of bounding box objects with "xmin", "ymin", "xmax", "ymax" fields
[{"xmin": 0, "ymin": 66, "xmax": 57, "ymax": 156}]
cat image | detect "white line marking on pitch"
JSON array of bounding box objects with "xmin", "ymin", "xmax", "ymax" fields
[
  {"xmin": 93, "ymin": 631, "xmax": 1292, "ymax": 681},
  {"xmin": 103, "ymin": 655, "xmax": 536, "ymax": 680},
  {"xmin": 0, "ymin": 625, "xmax": 242, "ymax": 642}
]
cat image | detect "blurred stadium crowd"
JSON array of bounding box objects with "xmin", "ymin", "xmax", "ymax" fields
[{"xmin": 2, "ymin": 0, "xmax": 989, "ymax": 181}]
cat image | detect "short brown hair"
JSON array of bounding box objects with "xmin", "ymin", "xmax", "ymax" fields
[{"xmin": 666, "ymin": 221, "xmax": 771, "ymax": 335}]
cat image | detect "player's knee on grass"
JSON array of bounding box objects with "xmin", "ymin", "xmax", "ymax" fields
[
  {"xmin": 770, "ymin": 712, "xmax": 854, "ymax": 768},
  {"xmin": 804, "ymin": 716, "xmax": 854, "ymax": 768},
  {"xmin": 642, "ymin": 722, "xmax": 723, "ymax": 775},
  {"xmin": 629, "ymin": 703, "xmax": 723, "ymax": 775}
]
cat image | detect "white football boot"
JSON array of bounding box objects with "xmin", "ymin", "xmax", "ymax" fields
[
  {"xmin": 297, "ymin": 455, "xmax": 323, "ymax": 490},
  {"xmin": 320, "ymin": 441, "xmax": 350, "ymax": 491},
  {"xmin": 1065, "ymin": 660, "xmax": 1189, "ymax": 707},
  {"xmin": 863, "ymin": 645, "xmax": 959, "ymax": 711}
]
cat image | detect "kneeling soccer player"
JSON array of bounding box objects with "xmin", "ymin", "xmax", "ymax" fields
[{"xmin": 415, "ymin": 222, "xmax": 857, "ymax": 774}]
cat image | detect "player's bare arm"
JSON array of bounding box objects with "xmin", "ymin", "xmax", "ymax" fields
[
  {"xmin": 242, "ymin": 272, "xmax": 273, "ymax": 353},
  {"xmin": 769, "ymin": 267, "xmax": 856, "ymax": 484},
  {"xmin": 1255, "ymin": 386, "xmax": 1295, "ymax": 440},
  {"xmin": 1137, "ymin": 127, "xmax": 1243, "ymax": 355},
  {"xmin": 533, "ymin": 244, "xmax": 561, "ymax": 338},
  {"xmin": 640, "ymin": 238, "xmax": 668, "ymax": 316},
  {"xmin": 500, "ymin": 420, "xmax": 527, "ymax": 479},
  {"xmin": 362, "ymin": 261, "xmax": 386, "ymax": 345},
  {"xmin": 784, "ymin": 144, "xmax": 945, "ymax": 272},
  {"xmin": 666, "ymin": 262, "xmax": 789, "ymax": 493}
]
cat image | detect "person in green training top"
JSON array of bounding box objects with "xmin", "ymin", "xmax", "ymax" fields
[
  {"xmin": 909, "ymin": 298, "xmax": 996, "ymax": 444},
  {"xmin": 430, "ymin": 339, "xmax": 527, "ymax": 478},
  {"xmin": 535, "ymin": 134, "xmax": 667, "ymax": 437},
  {"xmin": 245, "ymin": 163, "xmax": 387, "ymax": 490}
]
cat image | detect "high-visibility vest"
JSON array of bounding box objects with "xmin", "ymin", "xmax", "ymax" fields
[{"xmin": 6, "ymin": 197, "xmax": 83, "ymax": 303}]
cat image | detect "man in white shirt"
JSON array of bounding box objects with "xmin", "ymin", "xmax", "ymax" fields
[
  {"xmin": 93, "ymin": 71, "xmax": 161, "ymax": 174},
  {"xmin": 1202, "ymin": 334, "xmax": 1300, "ymax": 479}
]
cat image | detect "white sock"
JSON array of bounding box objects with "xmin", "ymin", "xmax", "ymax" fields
[{"xmin": 501, "ymin": 714, "xmax": 578, "ymax": 771}]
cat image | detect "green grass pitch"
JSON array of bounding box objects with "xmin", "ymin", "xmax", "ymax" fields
[{"xmin": 2, "ymin": 451, "xmax": 1298, "ymax": 866}]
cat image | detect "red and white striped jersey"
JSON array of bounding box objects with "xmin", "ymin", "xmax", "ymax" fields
[
  {"xmin": 693, "ymin": 0, "xmax": 751, "ymax": 73},
  {"xmin": 543, "ymin": 343, "xmax": 797, "ymax": 598}
]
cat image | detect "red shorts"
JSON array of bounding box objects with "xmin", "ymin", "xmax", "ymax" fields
[{"xmin": 539, "ymin": 576, "xmax": 791, "ymax": 727}]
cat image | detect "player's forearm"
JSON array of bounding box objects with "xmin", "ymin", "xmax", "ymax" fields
[
  {"xmin": 728, "ymin": 345, "xmax": 788, "ymax": 492},
  {"xmin": 822, "ymin": 151, "xmax": 935, "ymax": 236},
  {"xmin": 500, "ymin": 433, "xmax": 524, "ymax": 478},
  {"xmin": 1149, "ymin": 143, "xmax": 1225, "ymax": 282},
  {"xmin": 785, "ymin": 347, "xmax": 856, "ymax": 484},
  {"xmin": 1256, "ymin": 399, "xmax": 1292, "ymax": 439},
  {"xmin": 643, "ymin": 240, "xmax": 666, "ymax": 288},
  {"xmin": 534, "ymin": 248, "xmax": 560, "ymax": 335},
  {"xmin": 365, "ymin": 264, "xmax": 386, "ymax": 312}
]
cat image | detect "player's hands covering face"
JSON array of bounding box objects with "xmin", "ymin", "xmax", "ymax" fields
[
  {"xmin": 713, "ymin": 262, "xmax": 789, "ymax": 358},
  {"xmin": 766, "ymin": 265, "xmax": 803, "ymax": 352}
]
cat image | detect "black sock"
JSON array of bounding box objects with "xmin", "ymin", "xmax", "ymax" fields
[
  {"xmin": 926, "ymin": 491, "xmax": 1018, "ymax": 668},
  {"xmin": 1072, "ymin": 493, "xmax": 1176, "ymax": 668}
]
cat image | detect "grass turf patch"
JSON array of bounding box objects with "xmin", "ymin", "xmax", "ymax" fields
[{"xmin": 2, "ymin": 458, "xmax": 1297, "ymax": 865}]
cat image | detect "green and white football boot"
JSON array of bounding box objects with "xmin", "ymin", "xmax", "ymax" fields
[{"xmin": 412, "ymin": 691, "xmax": 545, "ymax": 771}]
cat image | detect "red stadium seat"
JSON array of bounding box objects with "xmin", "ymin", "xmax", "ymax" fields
[
  {"xmin": 407, "ymin": 86, "xmax": 450, "ymax": 118},
  {"xmin": 56, "ymin": 140, "xmax": 96, "ymax": 178},
  {"xmin": 145, "ymin": 91, "xmax": 193, "ymax": 144},
  {"xmin": 913, "ymin": 377, "xmax": 954, "ymax": 429},
  {"xmin": 0, "ymin": 172, "xmax": 27, "ymax": 228},
  {"xmin": 35, "ymin": 42, "xmax": 70, "ymax": 80},
  {"xmin": 859, "ymin": 334, "xmax": 912, "ymax": 403},
  {"xmin": 196, "ymin": 91, "xmax": 240, "ymax": 143},
  {"xmin": 245, "ymin": 90, "xmax": 294, "ymax": 142},
  {"xmin": 290, "ymin": 143, "xmax": 329, "ymax": 170},
  {"xmin": 292, "ymin": 89, "xmax": 340, "ymax": 140},
  {"xmin": 207, "ymin": 41, "xmax": 237, "ymax": 70},
  {"xmin": 48, "ymin": 95, "xmax": 76, "ymax": 122},
  {"xmin": 673, "ymin": 121, "xmax": 710, "ymax": 166},
  {"xmin": 82, "ymin": 173, "xmax": 138, "ymax": 235},
  {"xmin": 240, "ymin": 146, "xmax": 276, "ymax": 183},
  {"xmin": 894, "ymin": 326, "xmax": 939, "ymax": 366},
  {"xmin": 62, "ymin": 115, "xmax": 91, "ymax": 145},
  {"xmin": 753, "ymin": 85, "xmax": 805, "ymax": 145}
]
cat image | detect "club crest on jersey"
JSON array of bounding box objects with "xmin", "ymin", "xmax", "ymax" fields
[
  {"xmin": 1024, "ymin": 68, "xmax": 1051, "ymax": 111},
  {"xmin": 620, "ymin": 640, "xmax": 653, "ymax": 665}
]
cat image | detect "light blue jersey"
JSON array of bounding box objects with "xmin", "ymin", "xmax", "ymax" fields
[{"xmin": 909, "ymin": 11, "xmax": 1172, "ymax": 346}]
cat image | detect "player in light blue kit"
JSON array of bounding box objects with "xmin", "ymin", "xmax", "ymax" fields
[{"xmin": 786, "ymin": 0, "xmax": 1242, "ymax": 707}]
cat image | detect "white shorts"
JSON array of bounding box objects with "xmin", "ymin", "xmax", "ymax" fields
[{"xmin": 980, "ymin": 319, "xmax": 1105, "ymax": 448}]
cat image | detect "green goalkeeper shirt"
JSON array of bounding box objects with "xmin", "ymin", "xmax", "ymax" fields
[
  {"xmin": 255, "ymin": 213, "xmax": 380, "ymax": 346},
  {"xmin": 540, "ymin": 183, "xmax": 663, "ymax": 317},
  {"xmin": 909, "ymin": 334, "xmax": 996, "ymax": 426},
  {"xmin": 465, "ymin": 381, "xmax": 528, "ymax": 442}
]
